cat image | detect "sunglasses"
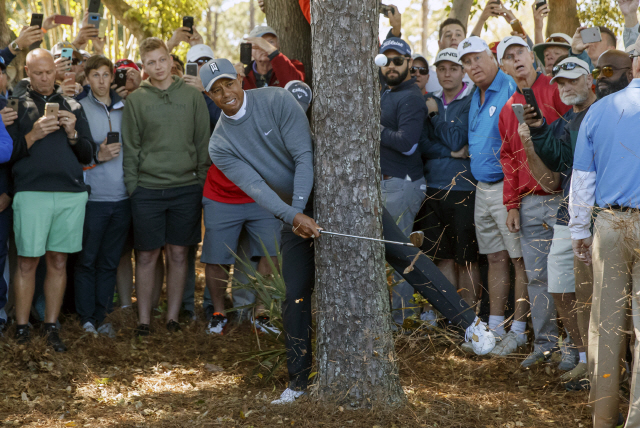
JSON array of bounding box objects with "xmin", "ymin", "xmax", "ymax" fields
[
  {"xmin": 410, "ymin": 66, "xmax": 429, "ymax": 75},
  {"xmin": 192, "ymin": 57, "xmax": 212, "ymax": 65},
  {"xmin": 552, "ymin": 62, "xmax": 587, "ymax": 77},
  {"xmin": 382, "ymin": 56, "xmax": 409, "ymax": 67},
  {"xmin": 545, "ymin": 36, "xmax": 568, "ymax": 43},
  {"xmin": 592, "ymin": 66, "xmax": 630, "ymax": 79},
  {"xmin": 115, "ymin": 59, "xmax": 135, "ymax": 68}
]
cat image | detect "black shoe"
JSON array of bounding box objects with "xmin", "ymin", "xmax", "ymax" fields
[
  {"xmin": 42, "ymin": 324, "xmax": 67, "ymax": 352},
  {"xmin": 15, "ymin": 325, "xmax": 30, "ymax": 344},
  {"xmin": 565, "ymin": 377, "xmax": 590, "ymax": 392},
  {"xmin": 204, "ymin": 305, "xmax": 215, "ymax": 322},
  {"xmin": 136, "ymin": 324, "xmax": 151, "ymax": 337},
  {"xmin": 166, "ymin": 320, "xmax": 181, "ymax": 333}
]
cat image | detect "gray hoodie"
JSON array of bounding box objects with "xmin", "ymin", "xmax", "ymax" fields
[{"xmin": 79, "ymin": 89, "xmax": 128, "ymax": 202}]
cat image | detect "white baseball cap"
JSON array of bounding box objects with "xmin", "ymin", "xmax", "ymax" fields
[
  {"xmin": 497, "ymin": 36, "xmax": 530, "ymax": 64},
  {"xmin": 186, "ymin": 44, "xmax": 215, "ymax": 63},
  {"xmin": 434, "ymin": 48, "xmax": 461, "ymax": 66},
  {"xmin": 549, "ymin": 57, "xmax": 590, "ymax": 84},
  {"xmin": 457, "ymin": 37, "xmax": 490, "ymax": 61}
]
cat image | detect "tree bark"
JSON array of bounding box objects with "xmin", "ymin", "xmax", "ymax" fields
[
  {"xmin": 101, "ymin": 0, "xmax": 151, "ymax": 41},
  {"xmin": 448, "ymin": 0, "xmax": 474, "ymax": 29},
  {"xmin": 264, "ymin": 0, "xmax": 312, "ymax": 84},
  {"xmin": 421, "ymin": 0, "xmax": 429, "ymax": 55},
  {"xmin": 311, "ymin": 0, "xmax": 405, "ymax": 408},
  {"xmin": 546, "ymin": 0, "xmax": 580, "ymax": 38},
  {"xmin": 249, "ymin": 0, "xmax": 255, "ymax": 32}
]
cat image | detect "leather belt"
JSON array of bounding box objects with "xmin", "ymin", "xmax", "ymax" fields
[
  {"xmin": 607, "ymin": 205, "xmax": 640, "ymax": 212},
  {"xmin": 382, "ymin": 174, "xmax": 393, "ymax": 180}
]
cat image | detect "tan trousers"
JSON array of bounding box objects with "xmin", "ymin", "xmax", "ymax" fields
[{"xmin": 589, "ymin": 210, "xmax": 639, "ymax": 428}]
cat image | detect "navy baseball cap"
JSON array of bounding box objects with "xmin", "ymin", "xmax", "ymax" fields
[
  {"xmin": 379, "ymin": 38, "xmax": 411, "ymax": 56},
  {"xmin": 285, "ymin": 80, "xmax": 312, "ymax": 112},
  {"xmin": 199, "ymin": 58, "xmax": 238, "ymax": 91}
]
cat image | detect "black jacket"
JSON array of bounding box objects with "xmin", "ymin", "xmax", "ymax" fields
[
  {"xmin": 7, "ymin": 84, "xmax": 93, "ymax": 193},
  {"xmin": 380, "ymin": 77, "xmax": 427, "ymax": 181}
]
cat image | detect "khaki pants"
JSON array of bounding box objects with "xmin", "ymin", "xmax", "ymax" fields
[{"xmin": 589, "ymin": 210, "xmax": 639, "ymax": 428}]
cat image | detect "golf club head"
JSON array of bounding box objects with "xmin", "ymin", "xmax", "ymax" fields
[{"xmin": 409, "ymin": 231, "xmax": 424, "ymax": 248}]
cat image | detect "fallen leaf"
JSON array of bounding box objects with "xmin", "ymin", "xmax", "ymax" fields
[
  {"xmin": 65, "ymin": 423, "xmax": 77, "ymax": 427},
  {"xmin": 21, "ymin": 392, "xmax": 28, "ymax": 402},
  {"xmin": 603, "ymin": 374, "xmax": 611, "ymax": 378},
  {"xmin": 338, "ymin": 406, "xmax": 344, "ymax": 412}
]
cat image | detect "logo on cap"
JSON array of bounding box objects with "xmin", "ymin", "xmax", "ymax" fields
[
  {"xmin": 463, "ymin": 41, "xmax": 471, "ymax": 49},
  {"xmin": 291, "ymin": 88, "xmax": 308, "ymax": 99},
  {"xmin": 209, "ymin": 62, "xmax": 219, "ymax": 73}
]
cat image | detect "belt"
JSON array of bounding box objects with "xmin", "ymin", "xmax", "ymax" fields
[
  {"xmin": 607, "ymin": 205, "xmax": 640, "ymax": 212},
  {"xmin": 484, "ymin": 178, "xmax": 504, "ymax": 185},
  {"xmin": 382, "ymin": 174, "xmax": 414, "ymax": 181}
]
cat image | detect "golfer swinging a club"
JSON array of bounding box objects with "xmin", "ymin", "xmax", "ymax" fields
[{"xmin": 202, "ymin": 58, "xmax": 496, "ymax": 405}]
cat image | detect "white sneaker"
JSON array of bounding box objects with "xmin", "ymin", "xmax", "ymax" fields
[
  {"xmin": 489, "ymin": 331, "xmax": 519, "ymax": 357},
  {"xmin": 270, "ymin": 388, "xmax": 305, "ymax": 405},
  {"xmin": 205, "ymin": 313, "xmax": 228, "ymax": 335},
  {"xmin": 419, "ymin": 310, "xmax": 437, "ymax": 329},
  {"xmin": 464, "ymin": 317, "xmax": 496, "ymax": 355},
  {"xmin": 97, "ymin": 322, "xmax": 116, "ymax": 338},
  {"xmin": 82, "ymin": 321, "xmax": 97, "ymax": 335}
]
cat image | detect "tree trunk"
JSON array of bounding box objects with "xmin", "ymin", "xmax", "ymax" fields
[
  {"xmin": 264, "ymin": 0, "xmax": 312, "ymax": 85},
  {"xmin": 311, "ymin": 0, "xmax": 405, "ymax": 408},
  {"xmin": 546, "ymin": 0, "xmax": 580, "ymax": 38},
  {"xmin": 448, "ymin": 0, "xmax": 474, "ymax": 29},
  {"xmin": 421, "ymin": 0, "xmax": 429, "ymax": 55},
  {"xmin": 249, "ymin": 0, "xmax": 255, "ymax": 32},
  {"xmin": 101, "ymin": 0, "xmax": 151, "ymax": 41}
]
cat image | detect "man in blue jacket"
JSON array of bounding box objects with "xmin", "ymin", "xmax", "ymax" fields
[
  {"xmin": 378, "ymin": 37, "xmax": 428, "ymax": 324},
  {"xmin": 415, "ymin": 48, "xmax": 479, "ymax": 319}
]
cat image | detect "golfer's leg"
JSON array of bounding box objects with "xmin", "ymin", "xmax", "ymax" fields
[
  {"xmin": 281, "ymin": 226, "xmax": 315, "ymax": 391},
  {"xmin": 381, "ymin": 208, "xmax": 475, "ymax": 329}
]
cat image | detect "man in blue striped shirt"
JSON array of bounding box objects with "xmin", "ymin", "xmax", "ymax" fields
[{"xmin": 458, "ymin": 37, "xmax": 528, "ymax": 351}]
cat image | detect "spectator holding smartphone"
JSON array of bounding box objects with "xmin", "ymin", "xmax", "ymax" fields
[
  {"xmin": 184, "ymin": 44, "xmax": 221, "ymax": 131},
  {"xmin": 570, "ymin": 26, "xmax": 617, "ymax": 71},
  {"xmin": 242, "ymin": 25, "xmax": 305, "ymax": 89},
  {"xmin": 122, "ymin": 38, "xmax": 210, "ymax": 337},
  {"xmin": 6, "ymin": 49, "xmax": 93, "ymax": 353},
  {"xmin": 75, "ymin": 55, "xmax": 130, "ymax": 338},
  {"xmin": 496, "ymin": 36, "xmax": 571, "ymax": 365}
]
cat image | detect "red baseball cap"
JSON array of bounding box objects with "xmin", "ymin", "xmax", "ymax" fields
[
  {"xmin": 115, "ymin": 59, "xmax": 140, "ymax": 71},
  {"xmin": 488, "ymin": 41, "xmax": 500, "ymax": 54}
]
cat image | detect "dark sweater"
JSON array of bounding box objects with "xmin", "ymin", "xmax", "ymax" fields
[
  {"xmin": 530, "ymin": 107, "xmax": 588, "ymax": 226},
  {"xmin": 380, "ymin": 77, "xmax": 427, "ymax": 181},
  {"xmin": 7, "ymin": 85, "xmax": 93, "ymax": 193}
]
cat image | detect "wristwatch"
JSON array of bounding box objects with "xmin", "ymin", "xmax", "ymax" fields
[
  {"xmin": 428, "ymin": 111, "xmax": 439, "ymax": 119},
  {"xmin": 9, "ymin": 40, "xmax": 21, "ymax": 52}
]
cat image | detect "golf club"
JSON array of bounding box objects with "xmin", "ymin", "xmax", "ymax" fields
[{"xmin": 319, "ymin": 230, "xmax": 424, "ymax": 248}]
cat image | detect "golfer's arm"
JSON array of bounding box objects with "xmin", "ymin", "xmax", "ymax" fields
[{"xmin": 568, "ymin": 169, "xmax": 595, "ymax": 240}]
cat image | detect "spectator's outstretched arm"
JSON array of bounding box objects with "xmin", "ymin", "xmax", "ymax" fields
[
  {"xmin": 269, "ymin": 52, "xmax": 305, "ymax": 85},
  {"xmin": 471, "ymin": 0, "xmax": 504, "ymax": 37},
  {"xmin": 532, "ymin": 2, "xmax": 549, "ymax": 46},
  {"xmin": 388, "ymin": 5, "xmax": 402, "ymax": 38},
  {"xmin": 619, "ymin": 0, "xmax": 640, "ymax": 48}
]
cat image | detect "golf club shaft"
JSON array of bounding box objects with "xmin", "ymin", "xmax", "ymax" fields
[{"xmin": 319, "ymin": 230, "xmax": 415, "ymax": 247}]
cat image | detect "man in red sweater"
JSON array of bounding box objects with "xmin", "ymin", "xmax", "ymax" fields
[
  {"xmin": 243, "ymin": 25, "xmax": 305, "ymax": 89},
  {"xmin": 496, "ymin": 36, "xmax": 571, "ymax": 367}
]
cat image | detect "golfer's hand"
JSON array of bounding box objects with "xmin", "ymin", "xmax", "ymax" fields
[
  {"xmin": 292, "ymin": 213, "xmax": 321, "ymax": 239},
  {"xmin": 573, "ymin": 236, "xmax": 593, "ymax": 265},
  {"xmin": 506, "ymin": 208, "xmax": 520, "ymax": 233}
]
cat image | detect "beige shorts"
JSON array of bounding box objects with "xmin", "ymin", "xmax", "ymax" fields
[
  {"xmin": 547, "ymin": 224, "xmax": 575, "ymax": 293},
  {"xmin": 474, "ymin": 181, "xmax": 523, "ymax": 258}
]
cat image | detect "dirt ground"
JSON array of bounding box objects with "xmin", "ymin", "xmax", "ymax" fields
[{"xmin": 0, "ymin": 275, "xmax": 603, "ymax": 428}]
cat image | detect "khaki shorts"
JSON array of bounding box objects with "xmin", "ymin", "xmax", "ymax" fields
[
  {"xmin": 474, "ymin": 181, "xmax": 522, "ymax": 258},
  {"xmin": 547, "ymin": 224, "xmax": 575, "ymax": 293}
]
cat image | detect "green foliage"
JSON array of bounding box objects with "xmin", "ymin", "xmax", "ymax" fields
[
  {"xmin": 577, "ymin": 0, "xmax": 624, "ymax": 37},
  {"xmin": 123, "ymin": 0, "xmax": 207, "ymax": 41}
]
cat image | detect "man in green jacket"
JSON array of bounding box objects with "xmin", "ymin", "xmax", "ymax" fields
[{"xmin": 122, "ymin": 37, "xmax": 210, "ymax": 336}]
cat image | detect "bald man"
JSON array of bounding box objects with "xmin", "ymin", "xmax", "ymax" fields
[
  {"xmin": 6, "ymin": 49, "xmax": 93, "ymax": 352},
  {"xmin": 593, "ymin": 49, "xmax": 633, "ymax": 98}
]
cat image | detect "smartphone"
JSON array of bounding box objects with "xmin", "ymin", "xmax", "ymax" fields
[
  {"xmin": 54, "ymin": 15, "xmax": 74, "ymax": 25},
  {"xmin": 240, "ymin": 42, "xmax": 252, "ymax": 65},
  {"xmin": 88, "ymin": 12, "xmax": 101, "ymax": 28},
  {"xmin": 88, "ymin": 0, "xmax": 101, "ymax": 13},
  {"xmin": 45, "ymin": 103, "xmax": 59, "ymax": 118},
  {"xmin": 522, "ymin": 88, "xmax": 542, "ymax": 120},
  {"xmin": 581, "ymin": 27, "xmax": 602, "ymax": 44},
  {"xmin": 379, "ymin": 3, "xmax": 394, "ymax": 17},
  {"xmin": 7, "ymin": 98, "xmax": 19, "ymax": 113},
  {"xmin": 98, "ymin": 19, "xmax": 107, "ymax": 38},
  {"xmin": 185, "ymin": 63, "xmax": 198, "ymax": 77},
  {"xmin": 60, "ymin": 48, "xmax": 73, "ymax": 61},
  {"xmin": 510, "ymin": 19, "xmax": 525, "ymax": 35},
  {"xmin": 512, "ymin": 104, "xmax": 526, "ymax": 124},
  {"xmin": 107, "ymin": 132, "xmax": 120, "ymax": 144},
  {"xmin": 30, "ymin": 13, "xmax": 44, "ymax": 28},
  {"xmin": 115, "ymin": 69, "xmax": 127, "ymax": 87},
  {"xmin": 535, "ymin": 0, "xmax": 547, "ymax": 10},
  {"xmin": 183, "ymin": 16, "xmax": 194, "ymax": 34}
]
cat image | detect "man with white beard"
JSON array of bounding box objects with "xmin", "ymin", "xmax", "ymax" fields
[{"xmin": 516, "ymin": 56, "xmax": 601, "ymax": 385}]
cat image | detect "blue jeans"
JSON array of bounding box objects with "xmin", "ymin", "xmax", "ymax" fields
[
  {"xmin": 0, "ymin": 207, "xmax": 10, "ymax": 323},
  {"xmin": 75, "ymin": 200, "xmax": 131, "ymax": 326}
]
